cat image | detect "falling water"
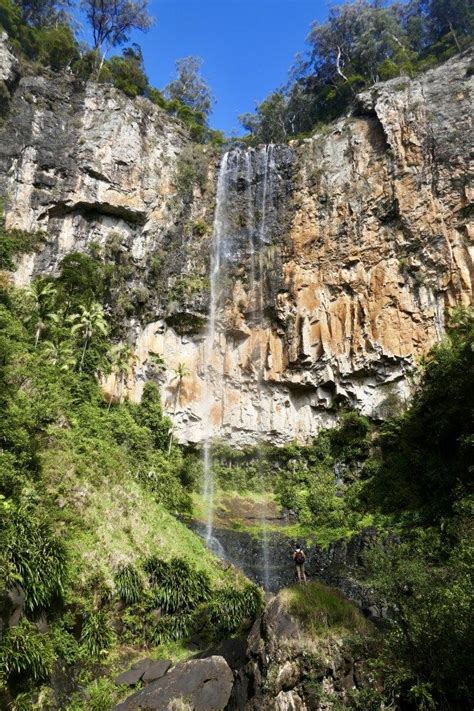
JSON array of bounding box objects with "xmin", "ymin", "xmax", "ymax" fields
[
  {"xmin": 201, "ymin": 147, "xmax": 279, "ymax": 586},
  {"xmin": 202, "ymin": 152, "xmax": 230, "ymax": 547},
  {"xmin": 255, "ymin": 145, "xmax": 275, "ymax": 590}
]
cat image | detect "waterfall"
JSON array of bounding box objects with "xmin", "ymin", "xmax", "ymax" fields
[
  {"xmin": 202, "ymin": 151, "xmax": 230, "ymax": 548},
  {"xmin": 201, "ymin": 146, "xmax": 279, "ymax": 586},
  {"xmin": 255, "ymin": 145, "xmax": 275, "ymax": 590}
]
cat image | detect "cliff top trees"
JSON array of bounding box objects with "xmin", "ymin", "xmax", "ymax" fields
[
  {"xmin": 80, "ymin": 0, "xmax": 153, "ymax": 61},
  {"xmin": 165, "ymin": 56, "xmax": 214, "ymax": 122},
  {"xmin": 14, "ymin": 0, "xmax": 71, "ymax": 27},
  {"xmin": 240, "ymin": 0, "xmax": 473, "ymax": 143}
]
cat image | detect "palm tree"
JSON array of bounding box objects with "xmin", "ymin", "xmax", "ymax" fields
[
  {"xmin": 42, "ymin": 340, "xmax": 77, "ymax": 372},
  {"xmin": 168, "ymin": 362, "xmax": 190, "ymax": 454},
  {"xmin": 27, "ymin": 281, "xmax": 58, "ymax": 347},
  {"xmin": 107, "ymin": 343, "xmax": 138, "ymax": 409},
  {"xmin": 69, "ymin": 303, "xmax": 108, "ymax": 370}
]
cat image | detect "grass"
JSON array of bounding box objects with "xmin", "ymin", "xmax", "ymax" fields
[
  {"xmin": 280, "ymin": 582, "xmax": 372, "ymax": 638},
  {"xmin": 63, "ymin": 479, "xmax": 234, "ymax": 593}
]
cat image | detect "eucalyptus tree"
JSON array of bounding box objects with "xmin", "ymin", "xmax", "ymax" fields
[
  {"xmin": 15, "ymin": 0, "xmax": 71, "ymax": 27},
  {"xmin": 80, "ymin": 0, "xmax": 153, "ymax": 69},
  {"xmin": 165, "ymin": 56, "xmax": 213, "ymax": 121}
]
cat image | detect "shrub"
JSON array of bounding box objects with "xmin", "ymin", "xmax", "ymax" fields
[
  {"xmin": 103, "ymin": 53, "xmax": 148, "ymax": 98},
  {"xmin": 80, "ymin": 610, "xmax": 115, "ymax": 660},
  {"xmin": 114, "ymin": 563, "xmax": 143, "ymax": 605},
  {"xmin": 149, "ymin": 612, "xmax": 196, "ymax": 645},
  {"xmin": 144, "ymin": 556, "xmax": 211, "ymax": 613},
  {"xmin": 0, "ymin": 619, "xmax": 56, "ymax": 681},
  {"xmin": 0, "ymin": 224, "xmax": 44, "ymax": 271},
  {"xmin": 207, "ymin": 585, "xmax": 263, "ymax": 636},
  {"xmin": 3, "ymin": 505, "xmax": 67, "ymax": 614}
]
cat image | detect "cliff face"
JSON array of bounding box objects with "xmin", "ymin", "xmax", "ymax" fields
[{"xmin": 0, "ymin": 33, "xmax": 472, "ymax": 445}]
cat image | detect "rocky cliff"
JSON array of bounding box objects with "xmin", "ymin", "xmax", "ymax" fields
[{"xmin": 0, "ymin": 33, "xmax": 472, "ymax": 445}]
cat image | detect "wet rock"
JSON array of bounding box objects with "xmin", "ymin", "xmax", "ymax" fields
[{"xmin": 114, "ymin": 655, "xmax": 233, "ymax": 710}]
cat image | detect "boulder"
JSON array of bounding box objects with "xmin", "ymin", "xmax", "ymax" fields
[
  {"xmin": 114, "ymin": 655, "xmax": 233, "ymax": 710},
  {"xmin": 114, "ymin": 658, "xmax": 154, "ymax": 687},
  {"xmin": 142, "ymin": 660, "xmax": 172, "ymax": 684}
]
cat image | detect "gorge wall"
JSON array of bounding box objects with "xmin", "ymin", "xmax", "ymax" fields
[{"xmin": 1, "ymin": 33, "xmax": 472, "ymax": 445}]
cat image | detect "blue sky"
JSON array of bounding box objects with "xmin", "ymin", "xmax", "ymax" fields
[{"xmin": 74, "ymin": 0, "xmax": 331, "ymax": 135}]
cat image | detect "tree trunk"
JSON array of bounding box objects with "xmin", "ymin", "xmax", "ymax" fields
[
  {"xmin": 168, "ymin": 380, "xmax": 182, "ymax": 455},
  {"xmin": 80, "ymin": 336, "xmax": 89, "ymax": 371},
  {"xmin": 449, "ymin": 22, "xmax": 461, "ymax": 52}
]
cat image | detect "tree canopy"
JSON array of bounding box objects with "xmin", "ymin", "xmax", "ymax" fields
[
  {"xmin": 165, "ymin": 56, "xmax": 214, "ymax": 122},
  {"xmin": 240, "ymin": 0, "xmax": 473, "ymax": 142}
]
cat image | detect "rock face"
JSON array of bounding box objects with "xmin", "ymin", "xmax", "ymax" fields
[
  {"xmin": 229, "ymin": 591, "xmax": 375, "ymax": 710},
  {"xmin": 0, "ymin": 32, "xmax": 472, "ymax": 445}
]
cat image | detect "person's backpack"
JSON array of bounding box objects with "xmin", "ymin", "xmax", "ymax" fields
[{"xmin": 295, "ymin": 550, "xmax": 305, "ymax": 565}]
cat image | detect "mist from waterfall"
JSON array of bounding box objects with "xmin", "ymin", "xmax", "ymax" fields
[{"xmin": 202, "ymin": 146, "xmax": 279, "ymax": 586}]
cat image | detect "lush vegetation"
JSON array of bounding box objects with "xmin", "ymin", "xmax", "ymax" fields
[
  {"xmin": 0, "ymin": 230, "xmax": 262, "ymax": 708},
  {"xmin": 240, "ymin": 0, "xmax": 473, "ymax": 142}
]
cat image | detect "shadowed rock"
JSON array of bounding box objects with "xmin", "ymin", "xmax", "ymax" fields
[{"xmin": 114, "ymin": 655, "xmax": 233, "ymax": 710}]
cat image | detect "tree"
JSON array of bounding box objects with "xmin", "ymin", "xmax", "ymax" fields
[
  {"xmin": 239, "ymin": 92, "xmax": 289, "ymax": 143},
  {"xmin": 168, "ymin": 362, "xmax": 190, "ymax": 454},
  {"xmin": 80, "ymin": 0, "xmax": 153, "ymax": 66},
  {"xmin": 15, "ymin": 0, "xmax": 71, "ymax": 28},
  {"xmin": 69, "ymin": 302, "xmax": 108, "ymax": 370},
  {"xmin": 165, "ymin": 56, "xmax": 213, "ymax": 121},
  {"xmin": 107, "ymin": 341, "xmax": 137, "ymax": 407},
  {"xmin": 104, "ymin": 44, "xmax": 148, "ymax": 96},
  {"xmin": 26, "ymin": 281, "xmax": 58, "ymax": 348},
  {"xmin": 42, "ymin": 339, "xmax": 76, "ymax": 371}
]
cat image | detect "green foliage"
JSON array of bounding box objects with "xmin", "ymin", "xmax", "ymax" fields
[
  {"xmin": 150, "ymin": 611, "xmax": 196, "ymax": 644},
  {"xmin": 80, "ymin": 609, "xmax": 115, "ymax": 660},
  {"xmin": 240, "ymin": 0, "xmax": 473, "ymax": 143},
  {"xmin": 1, "ymin": 504, "xmax": 67, "ymax": 614},
  {"xmin": 365, "ymin": 506, "xmax": 474, "ymax": 709},
  {"xmin": 114, "ymin": 563, "xmax": 143, "ymax": 605},
  {"xmin": 0, "ymin": 619, "xmax": 56, "ymax": 681},
  {"xmin": 144, "ymin": 556, "xmax": 211, "ymax": 613},
  {"xmin": 101, "ymin": 46, "xmax": 148, "ymax": 97},
  {"xmin": 58, "ymin": 252, "xmax": 105, "ymax": 306},
  {"xmin": 368, "ymin": 307, "xmax": 474, "ymax": 519},
  {"xmin": 0, "ymin": 222, "xmax": 44, "ymax": 270},
  {"xmin": 206, "ymin": 584, "xmax": 263, "ymax": 636}
]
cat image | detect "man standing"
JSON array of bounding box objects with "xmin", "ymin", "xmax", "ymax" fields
[{"xmin": 293, "ymin": 544, "xmax": 307, "ymax": 583}]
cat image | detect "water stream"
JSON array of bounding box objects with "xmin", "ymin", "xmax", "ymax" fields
[{"xmin": 201, "ymin": 146, "xmax": 279, "ymax": 584}]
